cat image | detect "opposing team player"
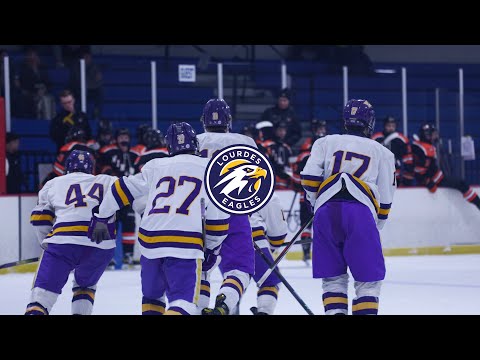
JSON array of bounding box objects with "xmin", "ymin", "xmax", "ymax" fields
[
  {"xmin": 249, "ymin": 193, "xmax": 287, "ymax": 315},
  {"xmin": 301, "ymin": 99, "xmax": 396, "ymax": 315},
  {"xmin": 41, "ymin": 127, "xmax": 92, "ymax": 187},
  {"xmin": 371, "ymin": 116, "xmax": 414, "ymax": 186},
  {"xmin": 197, "ymin": 98, "xmax": 257, "ymax": 315},
  {"xmin": 88, "ymin": 122, "xmax": 230, "ymax": 315},
  {"xmin": 412, "ymin": 123, "xmax": 480, "ymax": 210},
  {"xmin": 98, "ymin": 128, "xmax": 139, "ymax": 265},
  {"xmin": 134, "ymin": 128, "xmax": 168, "ymax": 173},
  {"xmin": 26, "ymin": 150, "xmax": 116, "ymax": 315}
]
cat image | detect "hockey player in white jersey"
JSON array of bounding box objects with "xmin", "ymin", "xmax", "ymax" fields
[
  {"xmin": 26, "ymin": 150, "xmax": 117, "ymax": 315},
  {"xmin": 88, "ymin": 122, "xmax": 230, "ymax": 315},
  {"xmin": 197, "ymin": 98, "xmax": 257, "ymax": 315},
  {"xmin": 301, "ymin": 99, "xmax": 396, "ymax": 315},
  {"xmin": 249, "ymin": 193, "xmax": 287, "ymax": 315}
]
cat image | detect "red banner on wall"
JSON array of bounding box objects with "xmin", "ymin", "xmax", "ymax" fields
[{"xmin": 0, "ymin": 97, "xmax": 6, "ymax": 194}]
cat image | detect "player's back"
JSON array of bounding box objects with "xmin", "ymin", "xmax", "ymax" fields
[
  {"xmin": 197, "ymin": 132, "xmax": 257, "ymax": 158},
  {"xmin": 302, "ymin": 134, "xmax": 395, "ymax": 220},
  {"xmin": 319, "ymin": 134, "xmax": 392, "ymax": 185},
  {"xmin": 137, "ymin": 154, "xmax": 212, "ymax": 258},
  {"xmin": 38, "ymin": 173, "xmax": 116, "ymax": 249}
]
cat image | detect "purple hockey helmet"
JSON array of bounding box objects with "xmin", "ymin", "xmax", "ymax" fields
[
  {"xmin": 65, "ymin": 150, "xmax": 95, "ymax": 174},
  {"xmin": 165, "ymin": 122, "xmax": 198, "ymax": 156},
  {"xmin": 343, "ymin": 99, "xmax": 376, "ymax": 137},
  {"xmin": 200, "ymin": 98, "xmax": 232, "ymax": 130}
]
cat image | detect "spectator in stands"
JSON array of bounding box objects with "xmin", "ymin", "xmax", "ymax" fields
[
  {"xmin": 69, "ymin": 50, "xmax": 103, "ymax": 119},
  {"xmin": 412, "ymin": 123, "xmax": 480, "ymax": 211},
  {"xmin": 15, "ymin": 48, "xmax": 55, "ymax": 119},
  {"xmin": 260, "ymin": 88, "xmax": 301, "ymax": 147},
  {"xmin": 6, "ymin": 132, "xmax": 24, "ymax": 194},
  {"xmin": 49, "ymin": 89, "xmax": 91, "ymax": 153}
]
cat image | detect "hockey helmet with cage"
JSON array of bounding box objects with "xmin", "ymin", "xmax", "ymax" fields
[{"xmin": 343, "ymin": 99, "xmax": 376, "ymax": 137}]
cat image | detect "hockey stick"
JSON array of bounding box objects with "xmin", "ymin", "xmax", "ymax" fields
[
  {"xmin": 257, "ymin": 215, "xmax": 314, "ymax": 287},
  {"xmin": 200, "ymin": 198, "xmax": 206, "ymax": 248},
  {"xmin": 286, "ymin": 191, "xmax": 298, "ymax": 224},
  {"xmin": 0, "ymin": 257, "xmax": 39, "ymax": 270},
  {"xmin": 280, "ymin": 238, "xmax": 312, "ymax": 247},
  {"xmin": 253, "ymin": 242, "xmax": 314, "ymax": 315}
]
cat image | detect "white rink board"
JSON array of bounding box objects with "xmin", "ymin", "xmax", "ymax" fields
[{"xmin": 3, "ymin": 186, "xmax": 480, "ymax": 267}]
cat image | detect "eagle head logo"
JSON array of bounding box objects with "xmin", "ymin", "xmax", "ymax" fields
[{"xmin": 214, "ymin": 159, "xmax": 267, "ymax": 200}]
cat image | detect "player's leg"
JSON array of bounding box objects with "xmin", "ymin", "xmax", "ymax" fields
[
  {"xmin": 205, "ymin": 215, "xmax": 254, "ymax": 315},
  {"xmin": 71, "ymin": 245, "xmax": 115, "ymax": 315},
  {"xmin": 342, "ymin": 201, "xmax": 385, "ymax": 315},
  {"xmin": 25, "ymin": 244, "xmax": 77, "ymax": 315},
  {"xmin": 164, "ymin": 257, "xmax": 202, "ymax": 315},
  {"xmin": 120, "ymin": 205, "xmax": 136, "ymax": 265},
  {"xmin": 140, "ymin": 256, "xmax": 167, "ymax": 315},
  {"xmin": 251, "ymin": 245, "xmax": 281, "ymax": 315},
  {"xmin": 438, "ymin": 176, "xmax": 480, "ymax": 209},
  {"xmin": 312, "ymin": 200, "xmax": 349, "ymax": 315},
  {"xmin": 300, "ymin": 199, "xmax": 313, "ymax": 263}
]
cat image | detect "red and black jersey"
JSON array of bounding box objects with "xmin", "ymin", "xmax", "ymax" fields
[
  {"xmin": 98, "ymin": 144, "xmax": 139, "ymax": 177},
  {"xmin": 134, "ymin": 147, "xmax": 169, "ymax": 173},
  {"xmin": 412, "ymin": 140, "xmax": 444, "ymax": 191},
  {"xmin": 372, "ymin": 131, "xmax": 414, "ymax": 184},
  {"xmin": 131, "ymin": 143, "xmax": 147, "ymax": 157},
  {"xmin": 40, "ymin": 141, "xmax": 93, "ymax": 188},
  {"xmin": 259, "ymin": 139, "xmax": 293, "ymax": 190}
]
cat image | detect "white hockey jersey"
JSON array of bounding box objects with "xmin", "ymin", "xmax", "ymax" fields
[
  {"xmin": 30, "ymin": 173, "xmax": 117, "ymax": 249},
  {"xmin": 197, "ymin": 132, "xmax": 258, "ymax": 159},
  {"xmin": 301, "ymin": 134, "xmax": 396, "ymax": 230},
  {"xmin": 250, "ymin": 193, "xmax": 288, "ymax": 250},
  {"xmin": 96, "ymin": 154, "xmax": 230, "ymax": 260}
]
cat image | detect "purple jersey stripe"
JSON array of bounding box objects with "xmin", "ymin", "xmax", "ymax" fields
[
  {"xmin": 253, "ymin": 235, "xmax": 267, "ymax": 241},
  {"xmin": 345, "ymin": 174, "xmax": 378, "ymax": 211},
  {"xmin": 380, "ymin": 203, "xmax": 392, "ymax": 209},
  {"xmin": 142, "ymin": 297, "xmax": 165, "ymax": 307},
  {"xmin": 378, "ymin": 214, "xmax": 388, "ymax": 220},
  {"xmin": 352, "ymin": 296, "xmax": 378, "ymax": 305},
  {"xmin": 268, "ymin": 234, "xmax": 287, "ymax": 241},
  {"xmin": 112, "ymin": 187, "xmax": 124, "ymax": 208},
  {"xmin": 118, "ymin": 178, "xmax": 135, "ymax": 204},
  {"xmin": 52, "ymin": 221, "xmax": 90, "ymax": 229},
  {"xmin": 325, "ymin": 303, "xmax": 349, "ymax": 311},
  {"xmin": 31, "ymin": 210, "xmax": 55, "ymax": 217},
  {"xmin": 72, "ymin": 294, "xmax": 94, "ymax": 304},
  {"xmin": 139, "ymin": 228, "xmax": 203, "ymax": 238},
  {"xmin": 257, "ymin": 290, "xmax": 278, "ymax": 299},
  {"xmin": 200, "ymin": 290, "xmax": 210, "ymax": 297},
  {"xmin": 303, "ymin": 185, "xmax": 320, "ymax": 193},
  {"xmin": 206, "ymin": 230, "xmax": 229, "ymax": 236},
  {"xmin": 31, "ymin": 220, "xmax": 54, "ymax": 226},
  {"xmin": 353, "ymin": 308, "xmax": 378, "ymax": 315},
  {"xmin": 205, "ymin": 219, "xmax": 229, "ymax": 225},
  {"xmin": 323, "ymin": 292, "xmax": 348, "ymax": 300},
  {"xmin": 318, "ymin": 174, "xmax": 341, "ymax": 196},
  {"xmin": 221, "ymin": 282, "xmax": 242, "ymax": 297},
  {"xmin": 48, "ymin": 231, "xmax": 89, "ymax": 237},
  {"xmin": 138, "ymin": 239, "xmax": 204, "ymax": 250},
  {"xmin": 142, "ymin": 310, "xmax": 163, "ymax": 315},
  {"xmin": 168, "ymin": 306, "xmax": 189, "ymax": 315},
  {"xmin": 300, "ymin": 174, "xmax": 324, "ymax": 182}
]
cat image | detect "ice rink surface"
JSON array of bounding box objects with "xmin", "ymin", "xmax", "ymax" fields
[{"xmin": 2, "ymin": 254, "xmax": 480, "ymax": 315}]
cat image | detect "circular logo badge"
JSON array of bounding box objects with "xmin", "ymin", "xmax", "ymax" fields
[{"xmin": 205, "ymin": 144, "xmax": 275, "ymax": 215}]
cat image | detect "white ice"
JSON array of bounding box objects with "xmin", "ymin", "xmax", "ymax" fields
[{"xmin": 2, "ymin": 255, "xmax": 480, "ymax": 315}]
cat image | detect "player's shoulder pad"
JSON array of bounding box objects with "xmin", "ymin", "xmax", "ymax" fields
[
  {"xmin": 60, "ymin": 141, "xmax": 79, "ymax": 152},
  {"xmin": 99, "ymin": 144, "xmax": 118, "ymax": 154},
  {"xmin": 412, "ymin": 140, "xmax": 435, "ymax": 157},
  {"xmin": 371, "ymin": 132, "xmax": 384, "ymax": 141},
  {"xmin": 397, "ymin": 133, "xmax": 409, "ymax": 144}
]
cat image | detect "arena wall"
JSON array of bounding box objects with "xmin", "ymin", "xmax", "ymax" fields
[{"xmin": 2, "ymin": 187, "xmax": 480, "ymax": 271}]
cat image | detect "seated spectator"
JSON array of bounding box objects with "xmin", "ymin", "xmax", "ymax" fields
[
  {"xmin": 412, "ymin": 123, "xmax": 480, "ymax": 211},
  {"xmin": 15, "ymin": 48, "xmax": 55, "ymax": 119},
  {"xmin": 69, "ymin": 50, "xmax": 103, "ymax": 119},
  {"xmin": 260, "ymin": 88, "xmax": 301, "ymax": 147},
  {"xmin": 49, "ymin": 89, "xmax": 91, "ymax": 153},
  {"xmin": 6, "ymin": 132, "xmax": 24, "ymax": 194}
]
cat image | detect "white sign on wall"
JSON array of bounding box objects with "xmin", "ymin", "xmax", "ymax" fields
[{"xmin": 178, "ymin": 64, "xmax": 196, "ymax": 82}]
